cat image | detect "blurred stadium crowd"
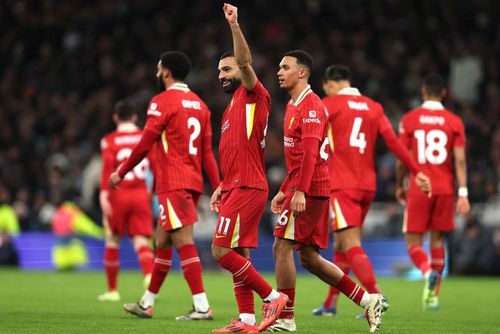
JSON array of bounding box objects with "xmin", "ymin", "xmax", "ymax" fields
[{"xmin": 0, "ymin": 0, "xmax": 499, "ymax": 257}]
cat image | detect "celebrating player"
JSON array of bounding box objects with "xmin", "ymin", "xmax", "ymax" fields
[
  {"xmin": 312, "ymin": 65, "xmax": 431, "ymax": 316},
  {"xmin": 210, "ymin": 3, "xmax": 288, "ymax": 333},
  {"xmin": 270, "ymin": 51, "xmax": 387, "ymax": 333},
  {"xmin": 397, "ymin": 74, "xmax": 470, "ymax": 310},
  {"xmin": 110, "ymin": 51, "xmax": 221, "ymax": 320},
  {"xmin": 97, "ymin": 100, "xmax": 154, "ymax": 302}
]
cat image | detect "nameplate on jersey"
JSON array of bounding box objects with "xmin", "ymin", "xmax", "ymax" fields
[
  {"xmin": 419, "ymin": 115, "xmax": 445, "ymax": 125},
  {"xmin": 347, "ymin": 101, "xmax": 369, "ymax": 110},
  {"xmin": 115, "ymin": 135, "xmax": 141, "ymax": 145},
  {"xmin": 182, "ymin": 100, "xmax": 201, "ymax": 110}
]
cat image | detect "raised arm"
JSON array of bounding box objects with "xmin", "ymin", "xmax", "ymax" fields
[{"xmin": 223, "ymin": 3, "xmax": 258, "ymax": 90}]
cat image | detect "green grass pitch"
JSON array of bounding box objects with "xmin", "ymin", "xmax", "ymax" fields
[{"xmin": 1, "ymin": 269, "xmax": 498, "ymax": 333}]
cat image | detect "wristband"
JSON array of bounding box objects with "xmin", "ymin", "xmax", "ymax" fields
[{"xmin": 458, "ymin": 187, "xmax": 468, "ymax": 197}]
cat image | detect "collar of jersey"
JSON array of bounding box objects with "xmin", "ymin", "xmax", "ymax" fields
[
  {"xmin": 337, "ymin": 87, "xmax": 361, "ymax": 96},
  {"xmin": 291, "ymin": 85, "xmax": 312, "ymax": 106},
  {"xmin": 117, "ymin": 123, "xmax": 139, "ymax": 132},
  {"xmin": 167, "ymin": 82, "xmax": 190, "ymax": 92},
  {"xmin": 422, "ymin": 100, "xmax": 444, "ymax": 110}
]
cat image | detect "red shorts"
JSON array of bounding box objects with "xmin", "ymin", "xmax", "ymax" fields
[
  {"xmin": 404, "ymin": 192, "xmax": 455, "ymax": 233},
  {"xmin": 273, "ymin": 191, "xmax": 330, "ymax": 249},
  {"xmin": 330, "ymin": 189, "xmax": 375, "ymax": 232},
  {"xmin": 157, "ymin": 189, "xmax": 200, "ymax": 232},
  {"xmin": 212, "ymin": 188, "xmax": 268, "ymax": 249},
  {"xmin": 106, "ymin": 189, "xmax": 153, "ymax": 237}
]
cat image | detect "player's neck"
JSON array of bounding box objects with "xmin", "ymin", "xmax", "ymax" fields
[
  {"xmin": 289, "ymin": 82, "xmax": 310, "ymax": 104},
  {"xmin": 117, "ymin": 122, "xmax": 138, "ymax": 132}
]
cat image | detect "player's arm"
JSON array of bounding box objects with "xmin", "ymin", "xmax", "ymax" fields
[
  {"xmin": 201, "ymin": 113, "xmax": 221, "ymax": 191},
  {"xmin": 271, "ymin": 175, "xmax": 290, "ymax": 214},
  {"xmin": 99, "ymin": 139, "xmax": 114, "ymax": 217},
  {"xmin": 454, "ymin": 120, "xmax": 470, "ymax": 215},
  {"xmin": 395, "ymin": 160, "xmax": 407, "ymax": 205},
  {"xmin": 224, "ymin": 3, "xmax": 258, "ymax": 90},
  {"xmin": 379, "ymin": 114, "xmax": 431, "ymax": 194}
]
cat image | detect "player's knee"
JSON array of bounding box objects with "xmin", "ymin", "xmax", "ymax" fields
[
  {"xmin": 297, "ymin": 251, "xmax": 317, "ymax": 272},
  {"xmin": 273, "ymin": 238, "xmax": 290, "ymax": 258},
  {"xmin": 211, "ymin": 244, "xmax": 229, "ymax": 261}
]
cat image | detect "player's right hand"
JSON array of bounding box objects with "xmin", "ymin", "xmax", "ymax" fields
[
  {"xmin": 271, "ymin": 191, "xmax": 286, "ymax": 214},
  {"xmin": 456, "ymin": 196, "xmax": 470, "ymax": 216},
  {"xmin": 223, "ymin": 3, "xmax": 238, "ymax": 24},
  {"xmin": 109, "ymin": 171, "xmax": 123, "ymax": 189},
  {"xmin": 210, "ymin": 186, "xmax": 222, "ymax": 213},
  {"xmin": 415, "ymin": 172, "xmax": 432, "ymax": 197},
  {"xmin": 395, "ymin": 186, "xmax": 406, "ymax": 205}
]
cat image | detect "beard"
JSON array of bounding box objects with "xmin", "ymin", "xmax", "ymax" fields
[
  {"xmin": 220, "ymin": 77, "xmax": 241, "ymax": 94},
  {"xmin": 157, "ymin": 77, "xmax": 166, "ymax": 92}
]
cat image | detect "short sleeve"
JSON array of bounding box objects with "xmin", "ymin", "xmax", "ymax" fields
[
  {"xmin": 453, "ymin": 116, "xmax": 466, "ymax": 147},
  {"xmin": 301, "ymin": 102, "xmax": 326, "ymax": 141},
  {"xmin": 398, "ymin": 115, "xmax": 412, "ymax": 149},
  {"xmin": 144, "ymin": 97, "xmax": 171, "ymax": 134},
  {"xmin": 245, "ymin": 80, "xmax": 269, "ymax": 101}
]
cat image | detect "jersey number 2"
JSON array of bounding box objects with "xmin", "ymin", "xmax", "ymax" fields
[
  {"xmin": 350, "ymin": 117, "xmax": 367, "ymax": 154},
  {"xmin": 188, "ymin": 117, "xmax": 201, "ymax": 155}
]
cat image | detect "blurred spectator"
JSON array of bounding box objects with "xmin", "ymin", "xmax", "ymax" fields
[{"xmin": 0, "ymin": 184, "xmax": 20, "ymax": 266}]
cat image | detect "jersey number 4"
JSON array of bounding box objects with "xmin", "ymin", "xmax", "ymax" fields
[
  {"xmin": 414, "ymin": 129, "xmax": 448, "ymax": 164},
  {"xmin": 350, "ymin": 117, "xmax": 367, "ymax": 153}
]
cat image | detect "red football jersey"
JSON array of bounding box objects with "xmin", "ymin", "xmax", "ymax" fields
[
  {"xmin": 219, "ymin": 80, "xmax": 270, "ymax": 192},
  {"xmin": 282, "ymin": 86, "xmax": 330, "ymax": 197},
  {"xmin": 145, "ymin": 83, "xmax": 213, "ymax": 194},
  {"xmin": 399, "ymin": 101, "xmax": 465, "ymax": 195},
  {"xmin": 100, "ymin": 124, "xmax": 149, "ymax": 191},
  {"xmin": 324, "ymin": 87, "xmax": 396, "ymax": 192}
]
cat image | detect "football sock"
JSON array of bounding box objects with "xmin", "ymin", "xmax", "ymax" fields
[
  {"xmin": 136, "ymin": 245, "xmax": 154, "ymax": 276},
  {"xmin": 140, "ymin": 290, "xmax": 156, "ymax": 308},
  {"xmin": 148, "ymin": 247, "xmax": 173, "ymax": 294},
  {"xmin": 233, "ymin": 274, "xmax": 255, "ymax": 316},
  {"xmin": 408, "ymin": 245, "xmax": 431, "ymax": 275},
  {"xmin": 347, "ymin": 246, "xmax": 380, "ymax": 293},
  {"xmin": 335, "ymin": 274, "xmax": 368, "ymax": 307},
  {"xmin": 217, "ymin": 250, "xmax": 273, "ymax": 299},
  {"xmin": 277, "ymin": 288, "xmax": 295, "ymax": 319},
  {"xmin": 104, "ymin": 247, "xmax": 119, "ymax": 291},
  {"xmin": 178, "ymin": 244, "xmax": 205, "ymax": 295},
  {"xmin": 264, "ymin": 289, "xmax": 280, "ymax": 301},
  {"xmin": 193, "ymin": 292, "xmax": 210, "ymax": 313},
  {"xmin": 240, "ymin": 313, "xmax": 256, "ymax": 326},
  {"xmin": 324, "ymin": 251, "xmax": 349, "ymax": 308},
  {"xmin": 431, "ymin": 247, "xmax": 445, "ymax": 295}
]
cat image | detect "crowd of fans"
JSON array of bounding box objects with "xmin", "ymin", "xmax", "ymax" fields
[{"xmin": 0, "ymin": 0, "xmax": 499, "ymax": 235}]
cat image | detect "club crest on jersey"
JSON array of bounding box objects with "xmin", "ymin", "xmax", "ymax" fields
[
  {"xmin": 309, "ymin": 110, "xmax": 317, "ymax": 118},
  {"xmin": 147, "ymin": 102, "xmax": 161, "ymax": 116},
  {"xmin": 221, "ymin": 120, "xmax": 230, "ymax": 133}
]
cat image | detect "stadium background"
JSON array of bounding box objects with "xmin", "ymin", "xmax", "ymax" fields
[{"xmin": 0, "ymin": 0, "xmax": 499, "ymax": 276}]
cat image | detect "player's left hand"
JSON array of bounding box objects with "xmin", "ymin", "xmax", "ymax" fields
[
  {"xmin": 395, "ymin": 186, "xmax": 406, "ymax": 205},
  {"xmin": 290, "ymin": 190, "xmax": 306, "ymax": 217},
  {"xmin": 271, "ymin": 191, "xmax": 286, "ymax": 214},
  {"xmin": 223, "ymin": 3, "xmax": 238, "ymax": 24},
  {"xmin": 210, "ymin": 186, "xmax": 222, "ymax": 213},
  {"xmin": 109, "ymin": 172, "xmax": 123, "ymax": 189},
  {"xmin": 456, "ymin": 196, "xmax": 470, "ymax": 216},
  {"xmin": 415, "ymin": 172, "xmax": 432, "ymax": 197}
]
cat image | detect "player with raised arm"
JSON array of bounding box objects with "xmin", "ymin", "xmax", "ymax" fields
[
  {"xmin": 397, "ymin": 74, "xmax": 470, "ymax": 310},
  {"xmin": 270, "ymin": 51, "xmax": 387, "ymax": 333},
  {"xmin": 110, "ymin": 51, "xmax": 221, "ymax": 320},
  {"xmin": 97, "ymin": 100, "xmax": 154, "ymax": 302},
  {"xmin": 210, "ymin": 4, "xmax": 288, "ymax": 333},
  {"xmin": 312, "ymin": 65, "xmax": 431, "ymax": 316}
]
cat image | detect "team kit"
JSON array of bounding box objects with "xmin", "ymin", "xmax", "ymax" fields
[{"xmin": 100, "ymin": 3, "xmax": 469, "ymax": 333}]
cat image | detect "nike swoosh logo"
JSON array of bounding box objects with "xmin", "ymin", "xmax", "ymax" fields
[{"xmin": 215, "ymin": 235, "xmax": 226, "ymax": 239}]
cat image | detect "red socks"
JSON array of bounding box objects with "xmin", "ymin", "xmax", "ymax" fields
[
  {"xmin": 136, "ymin": 245, "xmax": 154, "ymax": 276},
  {"xmin": 431, "ymin": 247, "xmax": 445, "ymax": 295},
  {"xmin": 278, "ymin": 288, "xmax": 295, "ymax": 319},
  {"xmin": 324, "ymin": 251, "xmax": 349, "ymax": 308},
  {"xmin": 335, "ymin": 274, "xmax": 366, "ymax": 306},
  {"xmin": 104, "ymin": 247, "xmax": 119, "ymax": 291},
  {"xmin": 178, "ymin": 244, "xmax": 205, "ymax": 295},
  {"xmin": 347, "ymin": 246, "xmax": 380, "ymax": 293},
  {"xmin": 408, "ymin": 245, "xmax": 431, "ymax": 275},
  {"xmin": 148, "ymin": 248, "xmax": 173, "ymax": 294},
  {"xmin": 218, "ymin": 250, "xmax": 272, "ymax": 299},
  {"xmin": 233, "ymin": 268, "xmax": 255, "ymax": 315}
]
